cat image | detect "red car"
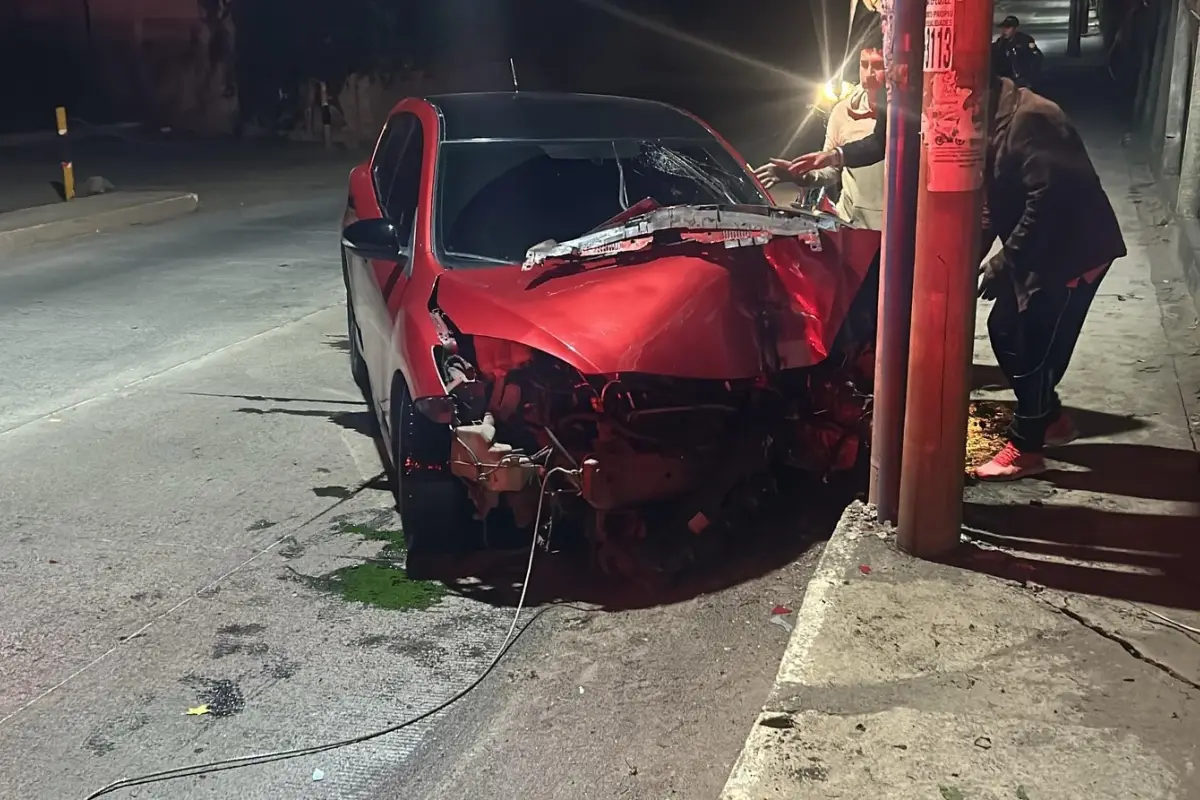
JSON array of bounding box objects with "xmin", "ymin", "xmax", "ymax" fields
[{"xmin": 341, "ymin": 92, "xmax": 880, "ymax": 580}]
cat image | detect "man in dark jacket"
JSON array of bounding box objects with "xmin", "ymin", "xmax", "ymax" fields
[
  {"xmin": 993, "ymin": 15, "xmax": 1043, "ymax": 90},
  {"xmin": 974, "ymin": 76, "xmax": 1126, "ymax": 480}
]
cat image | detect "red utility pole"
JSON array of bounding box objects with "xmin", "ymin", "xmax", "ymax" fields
[
  {"xmin": 869, "ymin": 0, "xmax": 924, "ymax": 524},
  {"xmin": 896, "ymin": 0, "xmax": 992, "ymax": 557}
]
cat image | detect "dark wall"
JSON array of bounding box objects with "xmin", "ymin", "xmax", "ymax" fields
[{"xmin": 2, "ymin": 0, "xmax": 844, "ymax": 141}]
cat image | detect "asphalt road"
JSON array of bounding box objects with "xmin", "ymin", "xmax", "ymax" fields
[{"xmin": 0, "ymin": 162, "xmax": 834, "ymax": 799}]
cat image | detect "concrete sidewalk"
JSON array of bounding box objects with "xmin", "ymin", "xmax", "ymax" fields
[{"xmin": 722, "ymin": 100, "xmax": 1200, "ymax": 799}]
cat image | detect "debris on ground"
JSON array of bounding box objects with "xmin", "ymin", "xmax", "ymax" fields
[
  {"xmin": 185, "ymin": 704, "xmax": 210, "ymax": 716},
  {"xmin": 966, "ymin": 400, "xmax": 1012, "ymax": 471},
  {"xmin": 312, "ymin": 768, "xmax": 325, "ymax": 782}
]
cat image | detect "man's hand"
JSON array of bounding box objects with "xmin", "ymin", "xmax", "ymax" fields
[
  {"xmin": 753, "ymin": 160, "xmax": 789, "ymax": 189},
  {"xmin": 978, "ymin": 252, "xmax": 1006, "ymax": 300},
  {"xmin": 789, "ymin": 150, "xmax": 841, "ymax": 175},
  {"xmin": 755, "ymin": 156, "xmax": 825, "ymax": 188}
]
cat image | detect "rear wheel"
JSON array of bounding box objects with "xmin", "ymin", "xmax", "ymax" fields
[{"xmin": 388, "ymin": 375, "xmax": 481, "ymax": 579}]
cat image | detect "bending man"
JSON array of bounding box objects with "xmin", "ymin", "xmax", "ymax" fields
[{"xmin": 973, "ymin": 75, "xmax": 1125, "ymax": 479}]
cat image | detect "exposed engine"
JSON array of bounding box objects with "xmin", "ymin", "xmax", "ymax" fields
[{"xmin": 431, "ymin": 288, "xmax": 874, "ymax": 576}]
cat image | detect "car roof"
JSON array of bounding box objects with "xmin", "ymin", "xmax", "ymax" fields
[{"xmin": 425, "ymin": 92, "xmax": 716, "ymax": 143}]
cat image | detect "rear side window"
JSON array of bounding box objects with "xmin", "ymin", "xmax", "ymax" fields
[{"xmin": 371, "ymin": 113, "xmax": 424, "ymax": 242}]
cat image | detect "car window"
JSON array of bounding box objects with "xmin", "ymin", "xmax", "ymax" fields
[
  {"xmin": 435, "ymin": 138, "xmax": 766, "ymax": 266},
  {"xmin": 371, "ymin": 113, "xmax": 424, "ymax": 242},
  {"xmin": 371, "ymin": 115, "xmax": 412, "ymax": 209}
]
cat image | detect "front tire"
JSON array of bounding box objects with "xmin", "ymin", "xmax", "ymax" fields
[
  {"xmin": 346, "ymin": 304, "xmax": 370, "ymax": 401},
  {"xmin": 388, "ymin": 375, "xmax": 481, "ymax": 579}
]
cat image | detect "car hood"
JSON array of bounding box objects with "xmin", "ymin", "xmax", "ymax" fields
[{"xmin": 433, "ymin": 205, "xmax": 880, "ymax": 380}]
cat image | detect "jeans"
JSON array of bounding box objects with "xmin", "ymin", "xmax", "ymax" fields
[{"xmin": 986, "ymin": 267, "xmax": 1108, "ymax": 452}]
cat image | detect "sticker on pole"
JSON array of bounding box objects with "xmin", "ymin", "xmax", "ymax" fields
[
  {"xmin": 922, "ymin": 71, "xmax": 986, "ymax": 193},
  {"xmin": 923, "ymin": 0, "xmax": 955, "ymax": 73}
]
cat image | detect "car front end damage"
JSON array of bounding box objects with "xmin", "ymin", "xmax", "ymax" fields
[{"xmin": 424, "ymin": 205, "xmax": 880, "ymax": 580}]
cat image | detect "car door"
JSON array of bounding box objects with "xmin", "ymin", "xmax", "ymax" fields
[{"xmin": 349, "ymin": 111, "xmax": 425, "ymax": 416}]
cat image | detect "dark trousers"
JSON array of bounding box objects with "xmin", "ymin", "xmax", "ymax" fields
[{"xmin": 986, "ymin": 268, "xmax": 1107, "ymax": 452}]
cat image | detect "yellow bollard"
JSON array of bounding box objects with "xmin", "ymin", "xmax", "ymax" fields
[{"xmin": 56, "ymin": 106, "xmax": 75, "ymax": 201}]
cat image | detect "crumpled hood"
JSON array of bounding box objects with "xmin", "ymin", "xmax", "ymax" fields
[{"xmin": 434, "ymin": 206, "xmax": 880, "ymax": 380}]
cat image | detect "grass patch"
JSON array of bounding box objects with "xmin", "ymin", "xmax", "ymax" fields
[
  {"xmin": 286, "ymin": 517, "xmax": 446, "ymax": 611},
  {"xmin": 329, "ymin": 562, "xmax": 446, "ymax": 610}
]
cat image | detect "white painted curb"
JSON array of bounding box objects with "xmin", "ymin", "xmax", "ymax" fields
[
  {"xmin": 719, "ymin": 500, "xmax": 873, "ymax": 799},
  {"xmin": 0, "ymin": 193, "xmax": 199, "ymax": 256}
]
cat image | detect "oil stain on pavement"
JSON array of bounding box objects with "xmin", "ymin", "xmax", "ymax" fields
[
  {"xmin": 212, "ymin": 623, "xmax": 270, "ymax": 659},
  {"xmin": 182, "ymin": 676, "xmax": 246, "ymax": 718}
]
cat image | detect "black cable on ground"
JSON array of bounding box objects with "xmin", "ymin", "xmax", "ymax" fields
[{"xmin": 84, "ymin": 467, "xmax": 586, "ymax": 799}]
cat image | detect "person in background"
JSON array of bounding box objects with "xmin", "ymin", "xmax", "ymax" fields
[
  {"xmin": 754, "ymin": 30, "xmax": 886, "ymax": 230},
  {"xmin": 974, "ymin": 74, "xmax": 1126, "ymax": 480},
  {"xmin": 993, "ymin": 15, "xmax": 1043, "ymax": 90}
]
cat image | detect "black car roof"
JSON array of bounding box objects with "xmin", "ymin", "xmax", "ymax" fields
[{"xmin": 425, "ymin": 92, "xmax": 715, "ymax": 143}]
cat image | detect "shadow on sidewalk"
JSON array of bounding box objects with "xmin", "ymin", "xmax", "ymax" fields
[
  {"xmin": 958, "ymin": 439, "xmax": 1200, "ymax": 610},
  {"xmin": 1044, "ymin": 442, "xmax": 1200, "ymax": 501}
]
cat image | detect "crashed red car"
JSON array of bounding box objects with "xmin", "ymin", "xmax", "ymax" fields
[{"xmin": 341, "ymin": 92, "xmax": 881, "ymax": 579}]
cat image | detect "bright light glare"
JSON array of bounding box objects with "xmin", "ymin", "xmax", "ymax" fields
[{"xmin": 818, "ymin": 79, "xmax": 854, "ymax": 105}]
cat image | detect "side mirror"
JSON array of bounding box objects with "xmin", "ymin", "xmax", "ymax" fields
[{"xmin": 342, "ymin": 217, "xmax": 401, "ymax": 261}]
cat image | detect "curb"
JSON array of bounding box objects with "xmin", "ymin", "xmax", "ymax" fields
[
  {"xmin": 0, "ymin": 122, "xmax": 141, "ymax": 149},
  {"xmin": 0, "ymin": 193, "xmax": 200, "ymax": 256},
  {"xmin": 719, "ymin": 500, "xmax": 872, "ymax": 799}
]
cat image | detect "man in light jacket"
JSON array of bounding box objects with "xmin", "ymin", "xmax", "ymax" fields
[{"xmin": 755, "ymin": 32, "xmax": 886, "ymax": 230}]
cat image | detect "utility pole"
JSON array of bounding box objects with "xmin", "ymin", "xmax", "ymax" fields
[
  {"xmin": 81, "ymin": 0, "xmax": 93, "ymax": 50},
  {"xmin": 896, "ymin": 0, "xmax": 992, "ymax": 558},
  {"xmin": 869, "ymin": 0, "xmax": 924, "ymax": 524},
  {"xmin": 1067, "ymin": 0, "xmax": 1083, "ymax": 57}
]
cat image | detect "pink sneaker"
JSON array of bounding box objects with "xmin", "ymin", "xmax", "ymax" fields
[
  {"xmin": 974, "ymin": 442, "xmax": 1047, "ymax": 482},
  {"xmin": 1044, "ymin": 413, "xmax": 1079, "ymax": 447}
]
